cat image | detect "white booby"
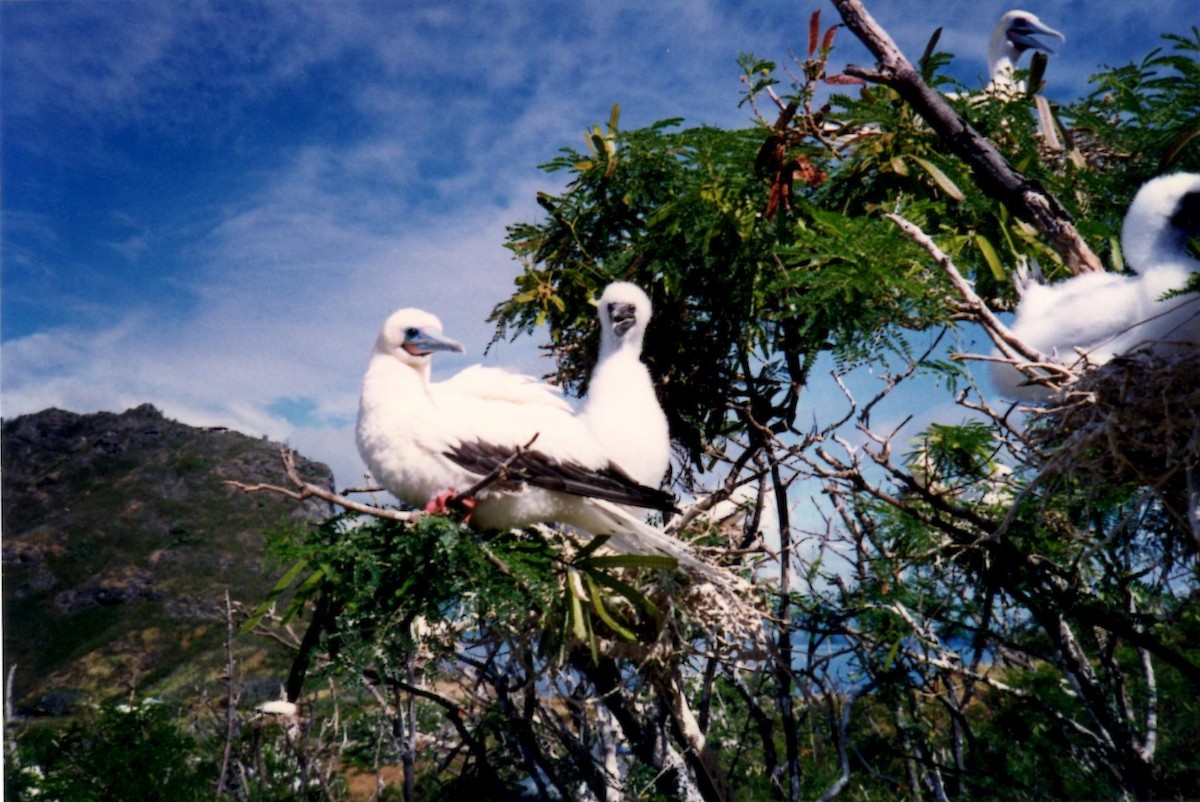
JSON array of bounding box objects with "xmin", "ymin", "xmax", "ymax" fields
[
  {"xmin": 991, "ymin": 172, "xmax": 1200, "ymax": 400},
  {"xmin": 355, "ymin": 308, "xmax": 726, "ymax": 576},
  {"xmin": 579, "ymin": 282, "xmax": 671, "ymax": 488},
  {"xmin": 986, "ymin": 10, "xmax": 1065, "ymax": 93}
]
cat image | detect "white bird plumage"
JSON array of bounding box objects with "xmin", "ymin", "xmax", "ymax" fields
[
  {"xmin": 579, "ymin": 282, "xmax": 671, "ymax": 488},
  {"xmin": 436, "ymin": 364, "xmax": 572, "ymax": 412},
  {"xmin": 355, "ymin": 307, "xmax": 726, "ymax": 577},
  {"xmin": 1120, "ymin": 172, "xmax": 1200, "ymax": 352},
  {"xmin": 992, "ymin": 172, "xmax": 1200, "ymax": 400}
]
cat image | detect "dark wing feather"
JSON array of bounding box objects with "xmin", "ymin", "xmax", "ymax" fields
[{"xmin": 444, "ymin": 440, "xmax": 677, "ymax": 514}]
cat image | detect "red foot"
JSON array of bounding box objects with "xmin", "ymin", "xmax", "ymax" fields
[
  {"xmin": 424, "ymin": 490, "xmax": 477, "ymax": 522},
  {"xmin": 424, "ymin": 489, "xmax": 458, "ymax": 514}
]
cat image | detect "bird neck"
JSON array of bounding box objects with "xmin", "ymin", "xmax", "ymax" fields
[
  {"xmin": 1125, "ymin": 224, "xmax": 1200, "ymax": 276},
  {"xmin": 601, "ymin": 332, "xmax": 645, "ymax": 359},
  {"xmin": 364, "ymin": 352, "xmax": 434, "ymax": 404},
  {"xmin": 987, "ymin": 49, "xmax": 1020, "ymax": 86}
]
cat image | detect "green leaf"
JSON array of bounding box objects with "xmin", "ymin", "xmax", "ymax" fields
[
  {"xmin": 586, "ymin": 568, "xmax": 660, "ymax": 618},
  {"xmin": 918, "ymin": 27, "xmax": 943, "ymax": 80},
  {"xmin": 281, "ymin": 564, "xmax": 328, "ymax": 624},
  {"xmin": 586, "ymin": 577, "xmax": 637, "ymax": 641},
  {"xmin": 567, "ymin": 578, "xmax": 588, "ymax": 643},
  {"xmin": 241, "ymin": 557, "xmax": 313, "ymax": 632},
  {"xmin": 974, "ymin": 233, "xmax": 1006, "ymax": 281},
  {"xmin": 911, "ymin": 156, "xmax": 964, "ymax": 201},
  {"xmin": 586, "ymin": 554, "xmax": 677, "ymax": 571},
  {"xmin": 574, "ymin": 533, "xmax": 613, "ymax": 561}
]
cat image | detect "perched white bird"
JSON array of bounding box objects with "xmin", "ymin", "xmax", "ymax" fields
[
  {"xmin": 992, "ymin": 172, "xmax": 1200, "ymax": 400},
  {"xmin": 986, "ymin": 10, "xmax": 1065, "ymax": 94},
  {"xmin": 579, "ymin": 282, "xmax": 671, "ymax": 488},
  {"xmin": 256, "ymin": 700, "xmax": 299, "ymax": 717},
  {"xmin": 355, "ymin": 308, "xmax": 729, "ymax": 576}
]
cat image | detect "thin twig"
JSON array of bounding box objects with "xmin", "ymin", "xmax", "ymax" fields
[
  {"xmin": 216, "ymin": 590, "xmax": 239, "ymax": 798},
  {"xmin": 885, "ymin": 213, "xmax": 1043, "ymax": 362},
  {"xmin": 448, "ymin": 433, "xmax": 541, "ymax": 505},
  {"xmin": 885, "ymin": 212, "xmax": 1083, "ymax": 397},
  {"xmin": 226, "ymin": 449, "xmax": 417, "ymax": 522},
  {"xmin": 4, "ymin": 664, "xmax": 18, "ymax": 739},
  {"xmin": 231, "ymin": 437, "xmax": 546, "ymax": 525}
]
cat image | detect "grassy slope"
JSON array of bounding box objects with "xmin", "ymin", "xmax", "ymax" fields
[{"xmin": 2, "ymin": 405, "xmax": 334, "ymax": 712}]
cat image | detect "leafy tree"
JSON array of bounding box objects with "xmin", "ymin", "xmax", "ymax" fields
[
  {"xmin": 233, "ymin": 6, "xmax": 1200, "ymax": 802},
  {"xmin": 8, "ymin": 701, "xmax": 217, "ymax": 801}
]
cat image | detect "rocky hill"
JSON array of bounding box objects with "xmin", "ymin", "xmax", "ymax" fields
[{"xmin": 2, "ymin": 404, "xmax": 334, "ymax": 714}]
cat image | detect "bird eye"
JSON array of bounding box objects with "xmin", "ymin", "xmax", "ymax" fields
[{"xmin": 404, "ymin": 327, "xmax": 420, "ymax": 340}]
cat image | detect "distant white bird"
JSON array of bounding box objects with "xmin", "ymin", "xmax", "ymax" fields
[
  {"xmin": 579, "ymin": 282, "xmax": 671, "ymax": 488},
  {"xmin": 256, "ymin": 700, "xmax": 299, "ymax": 717},
  {"xmin": 992, "ymin": 172, "xmax": 1200, "ymax": 400},
  {"xmin": 986, "ymin": 10, "xmax": 1065, "ymax": 94},
  {"xmin": 355, "ymin": 308, "xmax": 728, "ymax": 577}
]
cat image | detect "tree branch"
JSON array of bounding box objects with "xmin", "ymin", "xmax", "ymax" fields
[
  {"xmin": 651, "ymin": 662, "xmax": 737, "ymax": 802},
  {"xmin": 226, "ymin": 448, "xmax": 418, "ymax": 522},
  {"xmin": 885, "ymin": 213, "xmax": 1082, "ymax": 397},
  {"xmin": 216, "ymin": 590, "xmax": 239, "ymax": 798}
]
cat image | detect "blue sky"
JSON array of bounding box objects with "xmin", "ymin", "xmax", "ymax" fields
[{"xmin": 2, "ymin": 0, "xmax": 1190, "ymax": 487}]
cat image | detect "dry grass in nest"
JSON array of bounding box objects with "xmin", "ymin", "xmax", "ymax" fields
[{"xmin": 1031, "ymin": 349, "xmax": 1200, "ymax": 543}]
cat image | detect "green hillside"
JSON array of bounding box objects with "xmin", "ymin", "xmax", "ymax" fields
[{"xmin": 2, "ymin": 404, "xmax": 334, "ymax": 713}]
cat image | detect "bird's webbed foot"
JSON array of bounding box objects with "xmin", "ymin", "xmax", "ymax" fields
[{"xmin": 424, "ymin": 489, "xmax": 477, "ymax": 522}]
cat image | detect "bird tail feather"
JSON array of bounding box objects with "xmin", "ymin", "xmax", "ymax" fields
[{"xmin": 588, "ymin": 499, "xmax": 745, "ymax": 588}]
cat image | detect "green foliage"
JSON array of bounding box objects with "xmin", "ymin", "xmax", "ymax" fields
[
  {"xmin": 492, "ymin": 107, "xmax": 964, "ymax": 466},
  {"xmin": 496, "ymin": 118, "xmax": 786, "ymax": 463},
  {"xmin": 8, "ymin": 701, "xmax": 217, "ymax": 802},
  {"xmin": 545, "ymin": 541, "xmax": 672, "ymax": 662},
  {"xmin": 1068, "ymin": 27, "xmax": 1200, "ymax": 175},
  {"xmin": 256, "ymin": 511, "xmax": 676, "ymax": 685}
]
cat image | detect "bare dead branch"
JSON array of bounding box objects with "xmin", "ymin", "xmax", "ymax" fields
[
  {"xmin": 216, "ymin": 590, "xmax": 239, "ymax": 798},
  {"xmin": 885, "ymin": 211, "xmax": 1086, "ymax": 401},
  {"xmin": 649, "ymin": 663, "xmax": 737, "ymax": 802},
  {"xmin": 885, "ymin": 213, "xmax": 1044, "ymax": 361},
  {"xmin": 229, "ymin": 436, "xmax": 550, "ymax": 532},
  {"xmin": 226, "ymin": 448, "xmax": 419, "ymax": 522}
]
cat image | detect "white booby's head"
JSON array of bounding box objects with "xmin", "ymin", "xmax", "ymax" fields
[
  {"xmin": 1120, "ymin": 172, "xmax": 1200, "ymax": 274},
  {"xmin": 374, "ymin": 308, "xmax": 465, "ymax": 368},
  {"xmin": 988, "ymin": 11, "xmax": 1065, "ymax": 82},
  {"xmin": 597, "ymin": 281, "xmax": 653, "ymax": 355}
]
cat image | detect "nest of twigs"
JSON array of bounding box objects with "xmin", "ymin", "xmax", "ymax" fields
[{"xmin": 1031, "ymin": 348, "xmax": 1200, "ymax": 545}]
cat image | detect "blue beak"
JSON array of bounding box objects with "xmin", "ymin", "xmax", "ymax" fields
[
  {"xmin": 1008, "ymin": 18, "xmax": 1065, "ymax": 55},
  {"xmin": 404, "ymin": 329, "xmax": 465, "ymax": 356}
]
